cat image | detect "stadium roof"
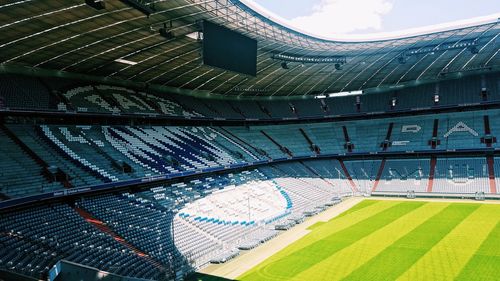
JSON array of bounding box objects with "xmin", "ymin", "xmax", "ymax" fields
[{"xmin": 0, "ymin": 0, "xmax": 499, "ymax": 99}]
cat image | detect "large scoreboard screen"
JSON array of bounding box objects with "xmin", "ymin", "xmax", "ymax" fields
[{"xmin": 202, "ymin": 20, "xmax": 257, "ymax": 76}]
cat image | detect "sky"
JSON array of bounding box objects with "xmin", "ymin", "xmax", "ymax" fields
[{"xmin": 251, "ymin": 0, "xmax": 500, "ymax": 38}]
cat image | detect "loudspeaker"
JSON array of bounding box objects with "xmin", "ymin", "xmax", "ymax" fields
[{"xmin": 159, "ymin": 28, "xmax": 175, "ymax": 39}]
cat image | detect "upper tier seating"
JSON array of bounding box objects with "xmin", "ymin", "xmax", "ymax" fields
[
  {"xmin": 39, "ymin": 125, "xmax": 248, "ymax": 176},
  {"xmin": 0, "ymin": 74, "xmax": 53, "ymax": 110},
  {"xmin": 41, "ymin": 125, "xmax": 119, "ymax": 182},
  {"xmin": 63, "ymin": 84, "xmax": 203, "ymax": 117},
  {"xmin": 224, "ymin": 126, "xmax": 291, "ymax": 159},
  {"xmin": 389, "ymin": 116, "xmax": 437, "ymax": 151},
  {"xmin": 0, "ymin": 124, "xmax": 257, "ymax": 199},
  {"xmin": 0, "ymin": 128, "xmax": 61, "ymax": 198},
  {"xmin": 232, "ymin": 109, "xmax": 494, "ymax": 154},
  {"xmin": 436, "ymin": 112, "xmax": 483, "ymax": 150},
  {"xmin": 7, "ymin": 124, "xmax": 103, "ymax": 188},
  {"xmin": 227, "ymin": 125, "xmax": 313, "ymax": 157},
  {"xmin": 0, "ymin": 108, "xmax": 498, "ymax": 200},
  {"xmin": 104, "ymin": 126, "xmax": 244, "ymax": 173},
  {"xmin": 1, "ymin": 73, "xmax": 498, "ymax": 120}
]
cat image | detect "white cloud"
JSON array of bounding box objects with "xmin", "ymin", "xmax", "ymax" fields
[{"xmin": 290, "ymin": 0, "xmax": 394, "ymax": 37}]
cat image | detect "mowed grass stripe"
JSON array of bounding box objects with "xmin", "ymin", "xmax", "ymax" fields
[
  {"xmin": 290, "ymin": 202, "xmax": 450, "ymax": 281},
  {"xmin": 237, "ymin": 200, "xmax": 391, "ymax": 281},
  {"xmin": 239, "ymin": 201, "xmax": 424, "ymax": 281},
  {"xmin": 303, "ymin": 200, "xmax": 386, "ymax": 238},
  {"xmin": 256, "ymin": 200, "xmax": 397, "ymax": 262},
  {"xmin": 455, "ymin": 221, "xmax": 500, "ymax": 281},
  {"xmin": 396, "ymin": 204, "xmax": 499, "ymax": 281},
  {"xmin": 335, "ymin": 199, "xmax": 379, "ymax": 218},
  {"xmin": 342, "ymin": 203, "xmax": 479, "ymax": 281}
]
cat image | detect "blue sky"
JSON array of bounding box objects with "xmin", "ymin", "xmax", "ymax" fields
[{"xmin": 252, "ymin": 0, "xmax": 500, "ymax": 37}]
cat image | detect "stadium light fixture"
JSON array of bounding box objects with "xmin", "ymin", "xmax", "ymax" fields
[
  {"xmin": 434, "ymin": 94, "xmax": 440, "ymax": 103},
  {"xmin": 115, "ymin": 58, "xmax": 138, "ymax": 65},
  {"xmin": 186, "ymin": 31, "xmax": 203, "ymax": 41},
  {"xmin": 272, "ymin": 53, "xmax": 347, "ymax": 64},
  {"xmin": 314, "ymin": 95, "xmax": 327, "ymax": 99},
  {"xmin": 327, "ymin": 90, "xmax": 363, "ymax": 97},
  {"xmin": 405, "ymin": 39, "xmax": 479, "ymax": 57}
]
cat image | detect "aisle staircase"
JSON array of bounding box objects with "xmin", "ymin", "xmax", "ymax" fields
[{"xmin": 73, "ymin": 207, "xmax": 165, "ymax": 270}]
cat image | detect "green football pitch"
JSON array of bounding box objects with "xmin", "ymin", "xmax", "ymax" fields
[{"xmin": 237, "ymin": 200, "xmax": 500, "ymax": 281}]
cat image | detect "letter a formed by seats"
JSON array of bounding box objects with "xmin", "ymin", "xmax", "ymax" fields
[{"xmin": 444, "ymin": 121, "xmax": 478, "ymax": 137}]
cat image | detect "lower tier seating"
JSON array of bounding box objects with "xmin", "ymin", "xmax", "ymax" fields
[
  {"xmin": 433, "ymin": 158, "xmax": 490, "ymax": 194},
  {"xmin": 376, "ymin": 159, "xmax": 430, "ymax": 193},
  {"xmin": 0, "ymin": 204, "xmax": 165, "ymax": 280},
  {"xmin": 0, "ymin": 164, "xmax": 348, "ymax": 278}
]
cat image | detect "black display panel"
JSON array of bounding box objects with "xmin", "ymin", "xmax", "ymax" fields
[{"xmin": 202, "ymin": 20, "xmax": 257, "ymax": 76}]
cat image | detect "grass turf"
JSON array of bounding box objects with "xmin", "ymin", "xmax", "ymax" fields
[{"xmin": 237, "ymin": 200, "xmax": 500, "ymax": 281}]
